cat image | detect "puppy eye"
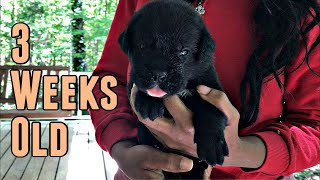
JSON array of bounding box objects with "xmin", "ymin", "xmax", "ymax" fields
[{"xmin": 179, "ymin": 49, "xmax": 189, "ymax": 56}]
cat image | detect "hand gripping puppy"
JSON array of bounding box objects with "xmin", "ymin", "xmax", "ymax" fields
[{"xmin": 118, "ymin": 0, "xmax": 229, "ymax": 179}]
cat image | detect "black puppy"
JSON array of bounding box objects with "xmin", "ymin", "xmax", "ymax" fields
[{"xmin": 118, "ymin": 0, "xmax": 228, "ymax": 179}]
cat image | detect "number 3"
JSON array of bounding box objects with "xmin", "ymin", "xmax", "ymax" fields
[{"xmin": 11, "ymin": 23, "xmax": 30, "ymax": 64}]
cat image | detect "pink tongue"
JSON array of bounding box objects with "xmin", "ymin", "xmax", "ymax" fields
[{"xmin": 146, "ymin": 86, "xmax": 167, "ymax": 97}]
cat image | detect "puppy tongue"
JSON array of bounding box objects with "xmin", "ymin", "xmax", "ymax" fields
[{"xmin": 146, "ymin": 86, "xmax": 167, "ymax": 97}]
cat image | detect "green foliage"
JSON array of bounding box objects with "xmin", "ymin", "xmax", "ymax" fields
[
  {"xmin": 82, "ymin": 0, "xmax": 118, "ymax": 71},
  {"xmin": 294, "ymin": 167, "xmax": 320, "ymax": 180},
  {"xmin": 0, "ymin": 0, "xmax": 118, "ymax": 71},
  {"xmin": 71, "ymin": 0, "xmax": 86, "ymax": 71}
]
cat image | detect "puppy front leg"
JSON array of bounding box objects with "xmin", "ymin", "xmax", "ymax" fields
[
  {"xmin": 135, "ymin": 90, "xmax": 165, "ymax": 120},
  {"xmin": 185, "ymin": 92, "xmax": 229, "ymax": 166}
]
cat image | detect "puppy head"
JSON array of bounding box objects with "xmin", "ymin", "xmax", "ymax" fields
[{"xmin": 119, "ymin": 0, "xmax": 215, "ymax": 97}]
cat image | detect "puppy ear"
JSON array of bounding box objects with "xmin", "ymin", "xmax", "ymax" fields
[
  {"xmin": 198, "ymin": 27, "xmax": 215, "ymax": 62},
  {"xmin": 118, "ymin": 29, "xmax": 130, "ymax": 54}
]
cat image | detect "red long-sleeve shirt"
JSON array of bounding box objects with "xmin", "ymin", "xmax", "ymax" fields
[{"xmin": 90, "ymin": 0, "xmax": 320, "ymax": 179}]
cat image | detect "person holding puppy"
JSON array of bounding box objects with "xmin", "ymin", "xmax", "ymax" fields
[{"xmin": 90, "ymin": 0, "xmax": 320, "ymax": 179}]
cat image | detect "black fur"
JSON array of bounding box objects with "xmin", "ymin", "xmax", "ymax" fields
[{"xmin": 118, "ymin": 0, "xmax": 228, "ymax": 179}]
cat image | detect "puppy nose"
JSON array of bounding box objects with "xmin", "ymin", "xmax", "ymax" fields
[{"xmin": 152, "ymin": 72, "xmax": 167, "ymax": 82}]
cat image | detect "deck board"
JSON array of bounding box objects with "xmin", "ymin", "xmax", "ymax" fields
[
  {"xmin": 37, "ymin": 123, "xmax": 61, "ymax": 180},
  {"xmin": 103, "ymin": 151, "xmax": 118, "ymax": 180},
  {"xmin": 55, "ymin": 123, "xmax": 74, "ymax": 180},
  {"xmin": 86, "ymin": 123, "xmax": 107, "ymax": 180},
  {"xmin": 2, "ymin": 123, "xmax": 47, "ymax": 180},
  {"xmin": 0, "ymin": 147, "xmax": 16, "ymax": 179},
  {"xmin": 0, "ymin": 124, "xmax": 10, "ymax": 142},
  {"xmin": 20, "ymin": 157, "xmax": 46, "ymax": 180},
  {"xmin": 20, "ymin": 123, "xmax": 49, "ymax": 180},
  {"xmin": 0, "ymin": 125, "xmax": 12, "ymax": 158},
  {"xmin": 64, "ymin": 122, "xmax": 103, "ymax": 180},
  {"xmin": 3, "ymin": 153, "xmax": 32, "ymax": 180},
  {"xmin": 0, "ymin": 120, "xmax": 118, "ymax": 180}
]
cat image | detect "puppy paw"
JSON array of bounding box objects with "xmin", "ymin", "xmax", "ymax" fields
[
  {"xmin": 135, "ymin": 91, "xmax": 165, "ymax": 120},
  {"xmin": 194, "ymin": 107, "xmax": 229, "ymax": 166},
  {"xmin": 196, "ymin": 129, "xmax": 229, "ymax": 166}
]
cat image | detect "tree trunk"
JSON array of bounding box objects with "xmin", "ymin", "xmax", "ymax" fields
[{"xmin": 71, "ymin": 0, "xmax": 86, "ymax": 72}]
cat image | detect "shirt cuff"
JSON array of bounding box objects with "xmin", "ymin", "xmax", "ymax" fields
[
  {"xmin": 96, "ymin": 118, "xmax": 138, "ymax": 156},
  {"xmin": 243, "ymin": 131, "xmax": 289, "ymax": 176}
]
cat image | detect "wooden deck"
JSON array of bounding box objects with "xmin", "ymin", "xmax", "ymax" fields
[{"xmin": 0, "ymin": 120, "xmax": 118, "ymax": 180}]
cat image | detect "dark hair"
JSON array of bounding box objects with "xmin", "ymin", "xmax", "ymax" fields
[
  {"xmin": 189, "ymin": 0, "xmax": 320, "ymax": 127},
  {"xmin": 240, "ymin": 0, "xmax": 320, "ymax": 127}
]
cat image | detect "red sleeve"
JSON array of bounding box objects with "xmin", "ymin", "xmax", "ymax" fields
[
  {"xmin": 89, "ymin": 0, "xmax": 139, "ymax": 155},
  {"xmin": 248, "ymin": 15, "xmax": 320, "ymax": 176}
]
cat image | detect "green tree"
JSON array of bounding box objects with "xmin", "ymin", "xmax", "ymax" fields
[
  {"xmin": 71, "ymin": 0, "xmax": 86, "ymax": 71},
  {"xmin": 1, "ymin": 0, "xmax": 117, "ymax": 71}
]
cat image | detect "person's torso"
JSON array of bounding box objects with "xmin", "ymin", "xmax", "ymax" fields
[{"xmin": 133, "ymin": 0, "xmax": 285, "ymax": 179}]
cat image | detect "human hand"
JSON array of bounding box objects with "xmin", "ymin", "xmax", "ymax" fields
[
  {"xmin": 130, "ymin": 84, "xmax": 238, "ymax": 161},
  {"xmin": 130, "ymin": 84, "xmax": 197, "ymax": 158},
  {"xmin": 196, "ymin": 85, "xmax": 241, "ymax": 166},
  {"xmin": 130, "ymin": 84, "xmax": 265, "ymax": 169},
  {"xmin": 196, "ymin": 85, "xmax": 266, "ymax": 168},
  {"xmin": 110, "ymin": 140, "xmax": 193, "ymax": 180}
]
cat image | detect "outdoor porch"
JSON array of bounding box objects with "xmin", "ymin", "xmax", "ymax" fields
[
  {"xmin": 0, "ymin": 64, "xmax": 121, "ymax": 180},
  {"xmin": 0, "ymin": 119, "xmax": 118, "ymax": 180}
]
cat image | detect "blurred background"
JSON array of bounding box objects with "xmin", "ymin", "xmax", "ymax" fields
[
  {"xmin": 0, "ymin": 0, "xmax": 118, "ymax": 71},
  {"xmin": 0, "ymin": 1, "xmax": 120, "ymax": 180}
]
